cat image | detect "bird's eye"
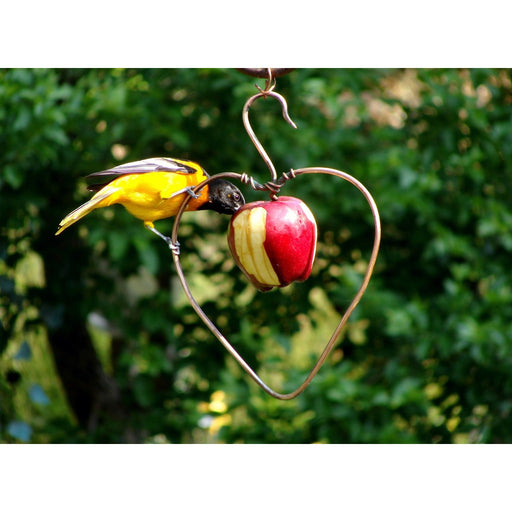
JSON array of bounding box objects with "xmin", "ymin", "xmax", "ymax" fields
[{"xmin": 233, "ymin": 193, "xmax": 241, "ymax": 201}]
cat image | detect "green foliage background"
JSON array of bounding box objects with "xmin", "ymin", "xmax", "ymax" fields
[{"xmin": 1, "ymin": 68, "xmax": 511, "ymax": 443}]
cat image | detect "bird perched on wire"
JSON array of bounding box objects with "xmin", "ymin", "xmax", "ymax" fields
[{"xmin": 55, "ymin": 157, "xmax": 245, "ymax": 252}]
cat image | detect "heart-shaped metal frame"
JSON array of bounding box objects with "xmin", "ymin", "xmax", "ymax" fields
[
  {"xmin": 169, "ymin": 75, "xmax": 381, "ymax": 399},
  {"xmin": 170, "ymin": 168, "xmax": 381, "ymax": 399}
]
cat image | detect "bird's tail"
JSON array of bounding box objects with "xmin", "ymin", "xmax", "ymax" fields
[{"xmin": 55, "ymin": 189, "xmax": 117, "ymax": 235}]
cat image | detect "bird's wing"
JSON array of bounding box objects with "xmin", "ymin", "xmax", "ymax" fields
[
  {"xmin": 86, "ymin": 158, "xmax": 203, "ymax": 192},
  {"xmin": 86, "ymin": 158, "xmax": 199, "ymax": 179}
]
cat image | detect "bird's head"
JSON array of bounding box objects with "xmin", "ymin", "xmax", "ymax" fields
[{"xmin": 201, "ymin": 179, "xmax": 245, "ymax": 215}]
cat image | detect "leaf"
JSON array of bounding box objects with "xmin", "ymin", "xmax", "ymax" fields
[
  {"xmin": 134, "ymin": 240, "xmax": 159, "ymax": 275},
  {"xmin": 108, "ymin": 231, "xmax": 129, "ymax": 261},
  {"xmin": 4, "ymin": 164, "xmax": 24, "ymax": 189},
  {"xmin": 47, "ymin": 127, "xmax": 69, "ymax": 146}
]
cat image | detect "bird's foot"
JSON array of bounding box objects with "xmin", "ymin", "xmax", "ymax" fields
[
  {"xmin": 145, "ymin": 224, "xmax": 180, "ymax": 255},
  {"xmin": 169, "ymin": 240, "xmax": 180, "ymax": 255}
]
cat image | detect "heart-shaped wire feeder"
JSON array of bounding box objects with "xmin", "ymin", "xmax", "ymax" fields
[{"xmin": 170, "ymin": 167, "xmax": 381, "ymax": 400}]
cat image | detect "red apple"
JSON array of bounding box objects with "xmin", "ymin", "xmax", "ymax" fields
[{"xmin": 227, "ymin": 196, "xmax": 317, "ymax": 291}]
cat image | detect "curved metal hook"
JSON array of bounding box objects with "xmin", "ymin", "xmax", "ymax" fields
[{"xmin": 242, "ymin": 90, "xmax": 297, "ymax": 182}]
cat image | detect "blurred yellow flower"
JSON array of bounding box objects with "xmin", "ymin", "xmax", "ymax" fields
[
  {"xmin": 209, "ymin": 390, "xmax": 228, "ymax": 414},
  {"xmin": 209, "ymin": 414, "xmax": 232, "ymax": 435}
]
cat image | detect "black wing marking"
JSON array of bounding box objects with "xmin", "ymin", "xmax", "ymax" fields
[
  {"xmin": 86, "ymin": 157, "xmax": 198, "ymax": 178},
  {"xmin": 86, "ymin": 157, "xmax": 201, "ymax": 192}
]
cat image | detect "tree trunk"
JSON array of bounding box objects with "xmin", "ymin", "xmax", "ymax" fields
[{"xmin": 34, "ymin": 213, "xmax": 139, "ymax": 442}]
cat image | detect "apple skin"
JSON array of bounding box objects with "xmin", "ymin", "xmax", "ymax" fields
[{"xmin": 228, "ymin": 196, "xmax": 317, "ymax": 291}]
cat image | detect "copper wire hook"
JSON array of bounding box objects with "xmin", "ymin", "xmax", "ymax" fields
[{"xmin": 242, "ymin": 82, "xmax": 297, "ymax": 182}]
